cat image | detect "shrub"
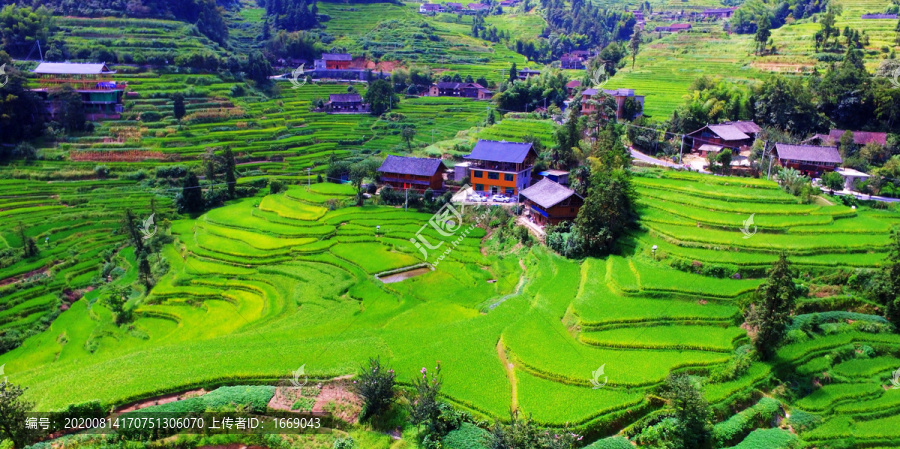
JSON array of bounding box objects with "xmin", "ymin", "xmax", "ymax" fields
[
  {"xmin": 353, "ymin": 358, "xmax": 396, "ymax": 423},
  {"xmin": 713, "ymin": 397, "xmax": 781, "ymax": 447},
  {"xmin": 269, "ymin": 178, "xmax": 286, "ymax": 194}
]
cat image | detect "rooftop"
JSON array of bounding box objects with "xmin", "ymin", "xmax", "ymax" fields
[
  {"xmin": 465, "ymin": 140, "xmax": 535, "ymax": 164},
  {"xmin": 775, "ymin": 143, "xmax": 842, "ymax": 164},
  {"xmin": 689, "ymin": 124, "xmax": 750, "ymax": 141},
  {"xmin": 33, "ymin": 62, "xmax": 115, "ymax": 75},
  {"xmin": 328, "ymin": 93, "xmax": 363, "ymax": 102},
  {"xmin": 321, "ymin": 53, "xmax": 352, "ymax": 61},
  {"xmin": 520, "ymin": 178, "xmax": 581, "ymax": 209},
  {"xmin": 378, "ymin": 155, "xmax": 446, "ymax": 177},
  {"xmin": 435, "ymin": 82, "xmax": 484, "ymax": 89},
  {"xmin": 723, "ymin": 120, "xmax": 761, "ymax": 134},
  {"xmin": 828, "ymin": 129, "xmax": 888, "ymax": 146}
]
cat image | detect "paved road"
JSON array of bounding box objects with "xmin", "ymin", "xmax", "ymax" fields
[{"xmin": 629, "ymin": 148, "xmax": 685, "ymax": 169}]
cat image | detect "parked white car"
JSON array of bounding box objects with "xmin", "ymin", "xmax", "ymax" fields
[
  {"xmin": 469, "ymin": 194, "xmax": 487, "ymax": 202},
  {"xmin": 491, "ymin": 194, "xmax": 509, "ymax": 203}
]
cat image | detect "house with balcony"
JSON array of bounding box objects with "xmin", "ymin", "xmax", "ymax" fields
[
  {"xmin": 774, "ymin": 143, "xmax": 842, "ymax": 177},
  {"xmin": 686, "ymin": 123, "xmax": 755, "ymax": 154},
  {"xmin": 464, "ymin": 140, "xmax": 537, "ymax": 196},
  {"xmin": 325, "ymin": 93, "xmax": 369, "ymax": 113},
  {"xmin": 31, "ymin": 62, "xmax": 126, "ymax": 121},
  {"xmin": 314, "ymin": 53, "xmax": 353, "ymax": 70},
  {"xmin": 377, "ymin": 155, "xmax": 447, "ymax": 192},
  {"xmin": 427, "ymin": 82, "xmax": 492, "ymax": 99},
  {"xmin": 520, "ymin": 178, "xmax": 583, "ymax": 226}
]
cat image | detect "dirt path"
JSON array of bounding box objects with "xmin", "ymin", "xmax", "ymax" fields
[{"xmin": 496, "ymin": 338, "xmax": 518, "ymax": 413}]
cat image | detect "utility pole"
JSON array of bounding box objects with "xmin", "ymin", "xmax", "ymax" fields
[
  {"xmin": 405, "ymin": 188, "xmax": 408, "ymax": 211},
  {"xmin": 307, "ymin": 167, "xmax": 311, "ymax": 191},
  {"xmin": 678, "ymin": 134, "xmax": 685, "ymax": 168},
  {"xmin": 432, "ymin": 129, "xmax": 435, "ymax": 144}
]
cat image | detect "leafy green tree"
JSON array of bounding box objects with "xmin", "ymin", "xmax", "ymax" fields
[
  {"xmin": 172, "ymin": 93, "xmax": 186, "ymax": 121},
  {"xmin": 508, "ymin": 62, "xmax": 518, "ymax": 82},
  {"xmin": 50, "ymin": 85, "xmax": 86, "ymax": 133},
  {"xmin": 821, "ymin": 171, "xmax": 844, "ymax": 193},
  {"xmin": 820, "ymin": 8, "xmax": 836, "ymax": 48},
  {"xmin": 407, "ymin": 363, "xmax": 442, "ymax": 431},
  {"xmin": 0, "ymin": 51, "xmax": 45, "ymax": 144},
  {"xmin": 873, "ymin": 232, "xmax": 900, "ymax": 328},
  {"xmin": 0, "ymin": 5, "xmax": 53, "ymax": 57},
  {"xmin": 349, "ymin": 160, "xmax": 378, "ymax": 205},
  {"xmin": 222, "ymin": 147, "xmax": 237, "ymax": 198},
  {"xmin": 196, "ymin": 0, "xmax": 228, "ymax": 45},
  {"xmin": 717, "ymin": 149, "xmax": 732, "ymax": 175},
  {"xmin": 485, "ymin": 108, "xmax": 496, "ymax": 126},
  {"xmin": 747, "ymin": 253, "xmax": 798, "ymax": 360},
  {"xmin": 105, "ymin": 286, "xmax": 133, "ymax": 326},
  {"xmin": 353, "ymin": 358, "xmax": 396, "ymax": 423},
  {"xmin": 401, "ymin": 126, "xmax": 416, "ymax": 150},
  {"xmin": 753, "ymin": 75, "xmax": 824, "ymax": 136},
  {"xmin": 364, "ymin": 79, "xmax": 398, "ymax": 116},
  {"xmin": 663, "ymin": 374, "xmax": 712, "ymax": 449},
  {"xmin": 122, "ymin": 209, "xmax": 146, "ymax": 255},
  {"xmin": 16, "ymin": 223, "xmax": 38, "ymax": 258},
  {"xmin": 754, "ymin": 15, "xmax": 771, "ymax": 55},
  {"xmin": 0, "ymin": 380, "xmax": 41, "ymax": 448},
  {"xmin": 839, "ymin": 130, "xmax": 856, "ymax": 159},
  {"xmin": 246, "ymin": 51, "xmax": 272, "ymax": 85},
  {"xmin": 575, "ymin": 168, "xmax": 635, "ymax": 257},
  {"xmin": 628, "ymin": 25, "xmax": 641, "ymax": 69},
  {"xmin": 178, "ymin": 172, "xmax": 205, "ymax": 213}
]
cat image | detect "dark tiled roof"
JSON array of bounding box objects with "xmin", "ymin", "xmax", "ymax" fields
[
  {"xmin": 566, "ymin": 80, "xmax": 582, "ymax": 88},
  {"xmin": 724, "ymin": 121, "xmax": 761, "ymax": 134},
  {"xmin": 378, "ymin": 155, "xmax": 446, "ymax": 176},
  {"xmin": 33, "ymin": 62, "xmax": 114, "ymax": 75},
  {"xmin": 828, "ymin": 129, "xmax": 888, "ymax": 146},
  {"xmin": 775, "ymin": 143, "xmax": 842, "ymax": 164},
  {"xmin": 435, "ymin": 82, "xmax": 484, "ymax": 89},
  {"xmin": 703, "ymin": 8, "xmax": 734, "ymax": 13},
  {"xmin": 689, "ymin": 124, "xmax": 750, "ymax": 141},
  {"xmin": 329, "ymin": 93, "xmax": 362, "ymax": 102},
  {"xmin": 862, "ymin": 14, "xmax": 897, "ymax": 19},
  {"xmin": 465, "ymin": 140, "xmax": 535, "ymax": 164},
  {"xmin": 322, "ymin": 53, "xmax": 352, "ymax": 61},
  {"xmin": 520, "ymin": 178, "xmax": 581, "ymax": 209}
]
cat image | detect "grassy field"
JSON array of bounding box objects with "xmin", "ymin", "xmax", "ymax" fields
[{"xmin": 2, "ymin": 169, "xmax": 897, "ymax": 449}]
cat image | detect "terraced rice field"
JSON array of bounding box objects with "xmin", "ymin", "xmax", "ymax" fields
[{"xmin": 1, "ymin": 164, "xmax": 898, "ymax": 448}]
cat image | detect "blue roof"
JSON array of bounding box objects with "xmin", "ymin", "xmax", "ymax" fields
[{"xmin": 464, "ymin": 140, "xmax": 535, "ymax": 164}]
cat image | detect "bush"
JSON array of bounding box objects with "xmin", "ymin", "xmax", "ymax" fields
[
  {"xmin": 140, "ymin": 111, "xmax": 162, "ymax": 122},
  {"xmin": 353, "ymin": 358, "xmax": 396, "ymax": 423},
  {"xmin": 269, "ymin": 178, "xmax": 286, "ymax": 194},
  {"xmin": 713, "ymin": 397, "xmax": 781, "ymax": 447}
]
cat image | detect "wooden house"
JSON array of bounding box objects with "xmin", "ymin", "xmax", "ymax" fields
[
  {"xmin": 465, "ymin": 140, "xmax": 537, "ymax": 196},
  {"xmin": 377, "ymin": 155, "xmax": 447, "ymax": 192},
  {"xmin": 774, "ymin": 143, "xmax": 842, "ymax": 177},
  {"xmin": 520, "ymin": 178, "xmax": 583, "ymax": 226}
]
